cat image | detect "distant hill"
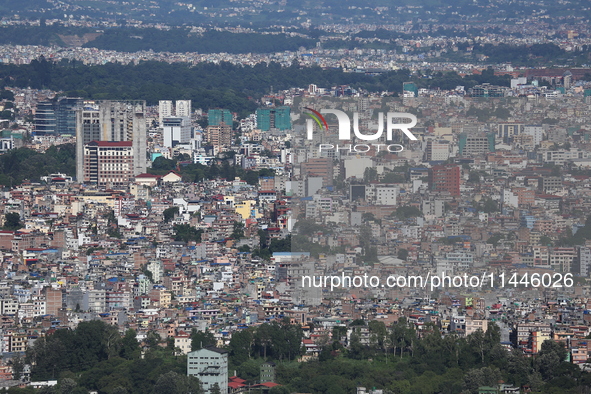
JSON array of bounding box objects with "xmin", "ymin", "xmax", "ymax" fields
[{"xmin": 1, "ymin": 0, "xmax": 589, "ymax": 26}]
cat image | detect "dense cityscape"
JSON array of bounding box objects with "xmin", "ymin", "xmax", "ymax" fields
[{"xmin": 0, "ymin": 1, "xmax": 590, "ymax": 394}]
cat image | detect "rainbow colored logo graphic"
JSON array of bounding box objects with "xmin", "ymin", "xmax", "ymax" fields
[{"xmin": 304, "ymin": 107, "xmax": 328, "ymax": 130}]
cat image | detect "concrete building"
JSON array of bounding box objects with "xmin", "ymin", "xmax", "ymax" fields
[
  {"xmin": 424, "ymin": 140, "xmax": 450, "ymax": 161},
  {"xmin": 187, "ymin": 347, "xmax": 228, "ymax": 394},
  {"xmin": 260, "ymin": 362, "xmax": 276, "ymax": 383},
  {"xmin": 82, "ymin": 141, "xmax": 135, "ymax": 187},
  {"xmin": 176, "ymin": 100, "xmax": 192, "ymax": 118},
  {"xmin": 206, "ymin": 124, "xmax": 232, "ymax": 149},
  {"xmin": 34, "ymin": 101, "xmax": 56, "ymax": 136},
  {"xmin": 34, "ymin": 97, "xmax": 82, "ymax": 136},
  {"xmin": 44, "ymin": 287, "xmax": 63, "ymax": 316},
  {"xmin": 574, "ymin": 246, "xmax": 591, "ymax": 276},
  {"xmin": 163, "ymin": 116, "xmax": 191, "ymax": 148},
  {"xmin": 82, "ymin": 289, "xmax": 106, "ymax": 313},
  {"xmin": 538, "ymin": 176, "xmax": 562, "ymax": 193},
  {"xmin": 458, "ymin": 133, "xmax": 495, "ymax": 156},
  {"xmin": 256, "ymin": 107, "xmax": 291, "ymax": 131},
  {"xmin": 208, "ymin": 109, "xmax": 233, "ymax": 127},
  {"xmin": 76, "ymin": 100, "xmax": 147, "ymax": 183},
  {"xmin": 429, "ymin": 165, "xmax": 460, "ymax": 196},
  {"xmin": 301, "ymin": 158, "xmax": 333, "ymax": 186},
  {"xmin": 159, "ymin": 100, "xmax": 173, "ymax": 125},
  {"xmin": 375, "ymin": 187, "xmax": 397, "ymax": 205},
  {"xmin": 524, "ymin": 125, "xmax": 544, "ymax": 146},
  {"xmin": 497, "ymin": 122, "xmax": 524, "ymax": 143}
]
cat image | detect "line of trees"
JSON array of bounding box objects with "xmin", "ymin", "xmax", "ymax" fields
[
  {"xmin": 149, "ymin": 155, "xmax": 275, "ymax": 184},
  {"xmin": 0, "ymin": 144, "xmax": 75, "ymax": 186},
  {"xmin": 0, "ymin": 58, "xmax": 512, "ymax": 116},
  {"xmin": 25, "ymin": 320, "xmax": 201, "ymax": 394},
  {"xmin": 85, "ymin": 29, "xmax": 316, "ymax": 54},
  {"xmin": 272, "ymin": 319, "xmax": 590, "ymax": 394},
  {"xmin": 18, "ymin": 318, "xmax": 590, "ymax": 394}
]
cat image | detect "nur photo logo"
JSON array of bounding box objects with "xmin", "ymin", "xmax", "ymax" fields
[{"xmin": 304, "ymin": 107, "xmax": 418, "ymax": 153}]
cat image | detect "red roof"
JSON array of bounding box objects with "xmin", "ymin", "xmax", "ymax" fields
[
  {"xmin": 252, "ymin": 382, "xmax": 280, "ymax": 388},
  {"xmin": 136, "ymin": 173, "xmax": 160, "ymax": 179},
  {"xmin": 228, "ymin": 382, "xmax": 246, "ymax": 389}
]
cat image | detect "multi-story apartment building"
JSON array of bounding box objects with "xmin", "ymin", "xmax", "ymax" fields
[
  {"xmin": 83, "ymin": 141, "xmax": 134, "ymax": 187},
  {"xmin": 76, "ymin": 100, "xmax": 147, "ymax": 183},
  {"xmin": 187, "ymin": 347, "xmax": 228, "ymax": 394}
]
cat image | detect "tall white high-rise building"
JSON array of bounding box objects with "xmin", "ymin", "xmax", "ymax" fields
[
  {"xmin": 524, "ymin": 125, "xmax": 544, "ymax": 146},
  {"xmin": 187, "ymin": 347, "xmax": 228, "ymax": 394},
  {"xmin": 175, "ymin": 100, "xmax": 192, "ymax": 118},
  {"xmin": 159, "ymin": 100, "xmax": 173, "ymax": 125},
  {"xmin": 162, "ymin": 116, "xmax": 191, "ymax": 148}
]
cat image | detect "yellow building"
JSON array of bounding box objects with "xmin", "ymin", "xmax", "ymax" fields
[{"xmin": 234, "ymin": 200, "xmax": 262, "ymax": 220}]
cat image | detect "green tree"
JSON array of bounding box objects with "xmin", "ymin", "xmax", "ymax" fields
[
  {"xmin": 244, "ymin": 171, "xmax": 259, "ymax": 185},
  {"xmin": 486, "ymin": 233, "xmax": 504, "ymax": 247},
  {"xmin": 228, "ymin": 328, "xmax": 254, "ymax": 365},
  {"xmin": 539, "ymin": 235, "xmax": 553, "ymax": 246},
  {"xmin": 535, "ymin": 340, "xmax": 567, "ymax": 380},
  {"xmin": 120, "ymin": 329, "xmax": 140, "ymax": 360},
  {"xmin": 209, "ymin": 383, "xmax": 221, "ymax": 394},
  {"xmin": 190, "ymin": 329, "xmax": 215, "ymax": 351},
  {"xmin": 3, "ymin": 212, "xmax": 22, "ymax": 231},
  {"xmin": 57, "ymin": 377, "xmax": 78, "ymax": 394},
  {"xmin": 468, "ymin": 171, "xmax": 480, "ymax": 183},
  {"xmin": 230, "ymin": 221, "xmax": 245, "ymax": 240},
  {"xmin": 27, "ymin": 320, "xmax": 122, "ymax": 380},
  {"xmin": 152, "ymin": 371, "xmax": 202, "ymax": 394},
  {"xmin": 368, "ymin": 320, "xmax": 387, "ymax": 352},
  {"xmin": 173, "ymin": 224, "xmax": 203, "ymax": 243},
  {"xmin": 145, "ymin": 330, "xmax": 161, "ymax": 350},
  {"xmin": 476, "ymin": 197, "xmax": 499, "ymax": 213},
  {"xmin": 382, "ymin": 171, "xmax": 406, "ymax": 183},
  {"xmin": 394, "ymin": 205, "xmax": 423, "ymax": 220},
  {"xmin": 163, "ymin": 206, "xmax": 180, "ymax": 223},
  {"xmin": 364, "ymin": 167, "xmax": 378, "ymax": 182},
  {"xmin": 462, "ymin": 367, "xmax": 502, "ymax": 394},
  {"xmin": 397, "ymin": 248, "xmax": 409, "ymax": 260},
  {"xmin": 9, "ymin": 354, "xmax": 25, "ymax": 381}
]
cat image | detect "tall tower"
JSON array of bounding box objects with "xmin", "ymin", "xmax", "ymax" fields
[
  {"xmin": 207, "ymin": 109, "xmax": 232, "ymax": 126},
  {"xmin": 76, "ymin": 100, "xmax": 147, "ymax": 184},
  {"xmin": 428, "ymin": 164, "xmax": 460, "ymax": 197},
  {"xmin": 206, "ymin": 124, "xmax": 232, "ymax": 149},
  {"xmin": 255, "ymin": 106, "xmax": 291, "ymax": 131},
  {"xmin": 163, "ymin": 116, "xmax": 191, "ymax": 148},
  {"xmin": 34, "ymin": 101, "xmax": 57, "ymax": 136},
  {"xmin": 159, "ymin": 100, "xmax": 173, "ymax": 125},
  {"xmin": 175, "ymin": 100, "xmax": 192, "ymax": 118}
]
